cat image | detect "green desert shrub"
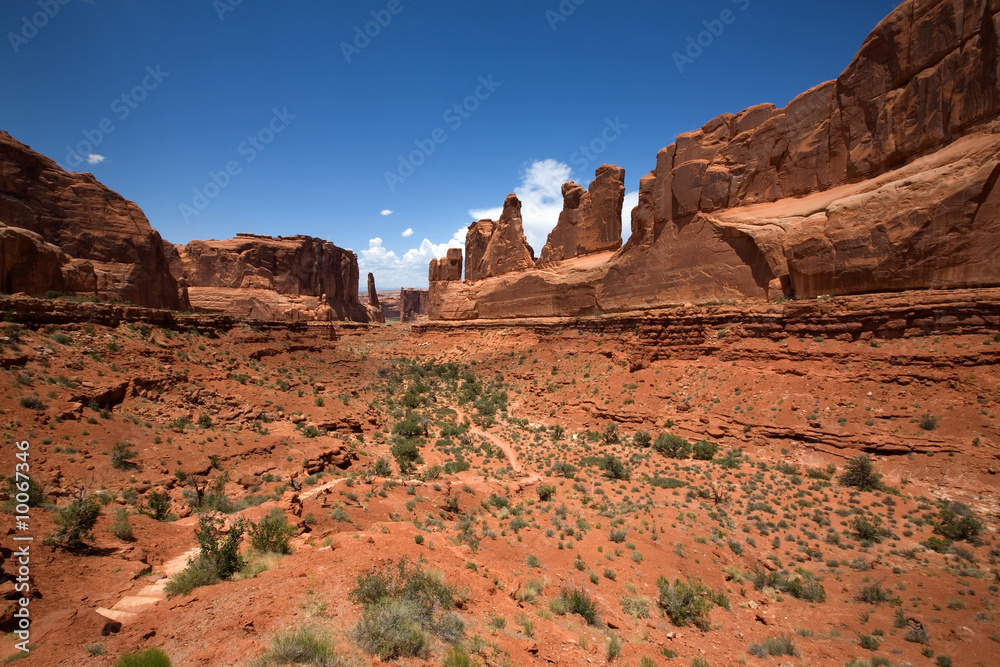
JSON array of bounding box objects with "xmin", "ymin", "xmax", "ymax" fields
[
  {"xmin": 692, "ymin": 440, "xmax": 719, "ymax": 461},
  {"xmin": 350, "ymin": 558, "xmax": 462, "ymax": 659},
  {"xmin": 933, "ymin": 501, "xmax": 984, "ymax": 543},
  {"xmin": 653, "ymin": 433, "xmax": 691, "ymax": 458},
  {"xmin": 49, "ymin": 490, "xmax": 100, "ymax": 549},
  {"xmin": 114, "ymin": 647, "xmax": 171, "ymax": 667},
  {"xmin": 747, "ymin": 635, "xmax": 797, "ymax": 658},
  {"xmin": 656, "ymin": 577, "xmax": 725, "ymax": 630},
  {"xmin": 110, "ymin": 441, "xmax": 139, "ymax": 470},
  {"xmin": 249, "ymin": 508, "xmax": 295, "ymax": 554},
  {"xmin": 551, "ymin": 585, "xmax": 599, "ymax": 626},
  {"xmin": 165, "ymin": 514, "xmax": 246, "ymax": 596},
  {"xmin": 750, "ymin": 568, "xmax": 826, "ymax": 603},
  {"xmin": 839, "ymin": 454, "xmax": 882, "ymax": 491},
  {"xmin": 249, "ymin": 626, "xmax": 340, "ymax": 666}
]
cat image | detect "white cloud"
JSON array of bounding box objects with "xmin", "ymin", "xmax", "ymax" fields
[
  {"xmin": 361, "ymin": 163, "xmax": 639, "ymax": 289},
  {"xmin": 469, "ymin": 158, "xmax": 571, "ymax": 252},
  {"xmin": 380, "ymin": 209, "xmax": 393, "ymax": 216},
  {"xmin": 358, "ymin": 227, "xmax": 466, "ymax": 288},
  {"xmin": 470, "ymin": 159, "xmax": 640, "ymax": 250},
  {"xmin": 86, "ymin": 154, "xmax": 105, "ymax": 165},
  {"xmin": 621, "ymin": 190, "xmax": 639, "ymax": 242}
]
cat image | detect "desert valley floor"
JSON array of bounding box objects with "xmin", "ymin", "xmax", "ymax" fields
[{"xmin": 0, "ymin": 291, "xmax": 997, "ymax": 667}]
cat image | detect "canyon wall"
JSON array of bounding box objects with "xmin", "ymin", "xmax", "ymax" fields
[
  {"xmin": 0, "ymin": 131, "xmax": 184, "ymax": 309},
  {"xmin": 169, "ymin": 234, "xmax": 371, "ymax": 322},
  {"xmin": 430, "ymin": 0, "xmax": 1000, "ymax": 320}
]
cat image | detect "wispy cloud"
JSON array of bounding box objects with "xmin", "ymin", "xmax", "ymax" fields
[
  {"xmin": 361, "ymin": 160, "xmax": 637, "ymax": 288},
  {"xmin": 86, "ymin": 153, "xmax": 105, "ymax": 165},
  {"xmin": 380, "ymin": 209, "xmax": 393, "ymax": 216},
  {"xmin": 469, "ymin": 159, "xmax": 636, "ymax": 249},
  {"xmin": 358, "ymin": 227, "xmax": 466, "ymax": 288}
]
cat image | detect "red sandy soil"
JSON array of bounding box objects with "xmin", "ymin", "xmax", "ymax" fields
[{"xmin": 0, "ymin": 302, "xmax": 997, "ymax": 666}]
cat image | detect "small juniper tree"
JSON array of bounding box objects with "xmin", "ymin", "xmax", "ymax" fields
[
  {"xmin": 50, "ymin": 487, "xmax": 100, "ymax": 549},
  {"xmin": 839, "ymin": 454, "xmax": 883, "ymax": 491}
]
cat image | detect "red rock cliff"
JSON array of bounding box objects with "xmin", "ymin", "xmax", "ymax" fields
[
  {"xmin": 170, "ymin": 234, "xmax": 370, "ymax": 322},
  {"xmin": 0, "ymin": 131, "xmax": 183, "ymax": 309},
  {"xmin": 429, "ymin": 0, "xmax": 1000, "ymax": 320}
]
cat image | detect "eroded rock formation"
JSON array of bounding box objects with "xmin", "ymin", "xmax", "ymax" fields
[
  {"xmin": 170, "ymin": 234, "xmax": 370, "ymax": 322},
  {"xmin": 464, "ymin": 194, "xmax": 535, "ymax": 281},
  {"xmin": 429, "ymin": 248, "xmax": 463, "ymax": 283},
  {"xmin": 366, "ymin": 272, "xmax": 386, "ymax": 323},
  {"xmin": 429, "ymin": 0, "xmax": 1000, "ymax": 320},
  {"xmin": 0, "ymin": 131, "xmax": 183, "ymax": 308},
  {"xmin": 537, "ymin": 165, "xmax": 625, "ymax": 266}
]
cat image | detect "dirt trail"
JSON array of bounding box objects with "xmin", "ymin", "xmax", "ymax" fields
[
  {"xmin": 453, "ymin": 407, "xmax": 543, "ymax": 484},
  {"xmin": 97, "ymin": 408, "xmax": 537, "ymax": 627}
]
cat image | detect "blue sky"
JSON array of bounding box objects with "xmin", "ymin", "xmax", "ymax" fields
[{"xmin": 1, "ymin": 0, "xmax": 900, "ymax": 288}]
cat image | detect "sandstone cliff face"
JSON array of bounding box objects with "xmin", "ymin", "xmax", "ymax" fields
[
  {"xmin": 537, "ymin": 165, "xmax": 625, "ymax": 266},
  {"xmin": 464, "ymin": 194, "xmax": 535, "ymax": 281},
  {"xmin": 170, "ymin": 234, "xmax": 370, "ymax": 322},
  {"xmin": 0, "ymin": 131, "xmax": 182, "ymax": 308},
  {"xmin": 430, "ymin": 0, "xmax": 1000, "ymax": 320}
]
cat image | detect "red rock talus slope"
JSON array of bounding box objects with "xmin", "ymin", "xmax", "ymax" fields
[
  {"xmin": 0, "ymin": 131, "xmax": 183, "ymax": 309},
  {"xmin": 430, "ymin": 0, "xmax": 1000, "ymax": 320},
  {"xmin": 169, "ymin": 234, "xmax": 371, "ymax": 322}
]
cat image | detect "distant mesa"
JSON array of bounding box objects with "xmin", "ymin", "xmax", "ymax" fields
[
  {"xmin": 168, "ymin": 234, "xmax": 373, "ymax": 322},
  {"xmin": 429, "ymin": 0, "xmax": 1000, "ymax": 321},
  {"xmin": 0, "ymin": 130, "xmax": 375, "ymax": 323},
  {"xmin": 377, "ymin": 288, "xmax": 429, "ymax": 322}
]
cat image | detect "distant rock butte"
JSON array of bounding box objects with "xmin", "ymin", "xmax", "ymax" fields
[
  {"xmin": 169, "ymin": 234, "xmax": 371, "ymax": 322},
  {"xmin": 400, "ymin": 288, "xmax": 429, "ymax": 322},
  {"xmin": 0, "ymin": 131, "xmax": 183, "ymax": 309},
  {"xmin": 430, "ymin": 0, "xmax": 1000, "ymax": 320},
  {"xmin": 376, "ymin": 289, "xmax": 429, "ymax": 322},
  {"xmin": 366, "ymin": 272, "xmax": 386, "ymax": 323}
]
